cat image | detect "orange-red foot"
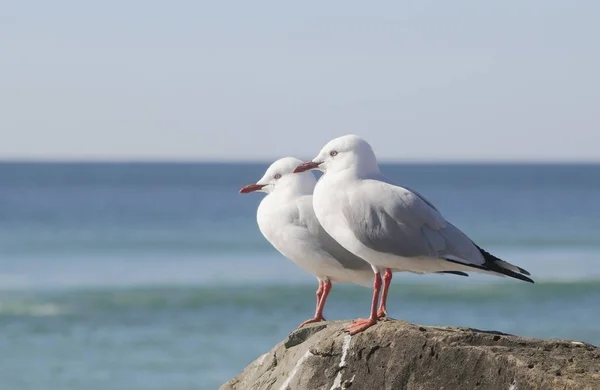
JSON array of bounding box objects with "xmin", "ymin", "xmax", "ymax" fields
[
  {"xmin": 298, "ymin": 316, "xmax": 326, "ymax": 328},
  {"xmin": 344, "ymin": 318, "xmax": 378, "ymax": 335},
  {"xmin": 377, "ymin": 307, "xmax": 387, "ymax": 319}
]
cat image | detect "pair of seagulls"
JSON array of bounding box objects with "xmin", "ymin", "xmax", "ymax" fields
[{"xmin": 240, "ymin": 135, "xmax": 533, "ymax": 335}]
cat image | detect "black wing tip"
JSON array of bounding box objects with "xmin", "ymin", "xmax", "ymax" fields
[
  {"xmin": 506, "ymin": 271, "xmax": 535, "ymax": 284},
  {"xmin": 437, "ymin": 271, "xmax": 469, "ymax": 277},
  {"xmin": 517, "ymin": 266, "xmax": 531, "ymax": 276},
  {"xmin": 473, "ymin": 244, "xmax": 534, "ymax": 282},
  {"xmin": 444, "ymin": 258, "xmax": 535, "ymax": 284}
]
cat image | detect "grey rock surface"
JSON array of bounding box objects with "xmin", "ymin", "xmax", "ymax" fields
[{"xmin": 221, "ymin": 319, "xmax": 600, "ymax": 390}]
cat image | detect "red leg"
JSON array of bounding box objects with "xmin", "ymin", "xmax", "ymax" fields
[
  {"xmin": 345, "ymin": 272, "xmax": 381, "ymax": 335},
  {"xmin": 299, "ymin": 280, "xmax": 331, "ymax": 328},
  {"xmin": 316, "ymin": 280, "xmax": 325, "ymax": 308},
  {"xmin": 377, "ymin": 268, "xmax": 392, "ymax": 319},
  {"xmin": 315, "ymin": 280, "xmax": 331, "ymax": 318}
]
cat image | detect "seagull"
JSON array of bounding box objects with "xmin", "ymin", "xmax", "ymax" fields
[
  {"xmin": 239, "ymin": 157, "xmax": 376, "ymax": 327},
  {"xmin": 293, "ymin": 135, "xmax": 533, "ymax": 335}
]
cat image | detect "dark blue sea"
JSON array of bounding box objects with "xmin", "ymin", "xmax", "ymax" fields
[{"xmin": 0, "ymin": 162, "xmax": 599, "ymax": 389}]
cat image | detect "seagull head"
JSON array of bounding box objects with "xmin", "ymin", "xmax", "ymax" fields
[
  {"xmin": 240, "ymin": 157, "xmax": 317, "ymax": 195},
  {"xmin": 293, "ymin": 134, "xmax": 379, "ymax": 176}
]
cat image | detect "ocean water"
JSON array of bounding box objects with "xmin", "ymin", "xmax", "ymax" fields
[{"xmin": 0, "ymin": 162, "xmax": 599, "ymax": 390}]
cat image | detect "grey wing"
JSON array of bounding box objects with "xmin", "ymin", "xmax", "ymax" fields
[
  {"xmin": 343, "ymin": 180, "xmax": 485, "ymax": 265},
  {"xmin": 298, "ymin": 198, "xmax": 373, "ymax": 272},
  {"xmin": 375, "ymin": 173, "xmax": 440, "ymax": 212}
]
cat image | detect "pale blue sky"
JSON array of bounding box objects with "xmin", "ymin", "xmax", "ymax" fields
[{"xmin": 2, "ymin": 1, "xmax": 599, "ymax": 161}]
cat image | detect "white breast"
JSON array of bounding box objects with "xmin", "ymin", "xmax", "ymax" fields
[
  {"xmin": 312, "ymin": 175, "xmax": 360, "ymax": 254},
  {"xmin": 257, "ymin": 193, "xmax": 372, "ymax": 284},
  {"xmin": 313, "ymin": 174, "xmax": 423, "ymax": 272}
]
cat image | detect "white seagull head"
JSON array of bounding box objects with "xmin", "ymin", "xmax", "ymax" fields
[
  {"xmin": 240, "ymin": 157, "xmax": 317, "ymax": 195},
  {"xmin": 294, "ymin": 134, "xmax": 379, "ymax": 176}
]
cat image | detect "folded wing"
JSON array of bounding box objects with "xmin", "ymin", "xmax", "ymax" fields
[{"xmin": 342, "ymin": 178, "xmax": 533, "ymax": 282}]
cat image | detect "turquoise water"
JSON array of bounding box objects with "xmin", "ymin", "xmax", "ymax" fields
[{"xmin": 0, "ymin": 163, "xmax": 599, "ymax": 389}]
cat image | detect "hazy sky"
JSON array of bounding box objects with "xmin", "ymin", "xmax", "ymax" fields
[{"xmin": 2, "ymin": 1, "xmax": 599, "ymax": 161}]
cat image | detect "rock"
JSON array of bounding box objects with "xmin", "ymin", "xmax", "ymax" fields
[{"xmin": 220, "ymin": 319, "xmax": 600, "ymax": 390}]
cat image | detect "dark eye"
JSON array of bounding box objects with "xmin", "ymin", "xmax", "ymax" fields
[
  {"xmin": 330, "ymin": 150, "xmax": 338, "ymax": 157},
  {"xmin": 274, "ymin": 173, "xmax": 282, "ymax": 179}
]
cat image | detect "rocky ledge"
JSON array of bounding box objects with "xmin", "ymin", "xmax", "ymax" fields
[{"xmin": 221, "ymin": 319, "xmax": 599, "ymax": 390}]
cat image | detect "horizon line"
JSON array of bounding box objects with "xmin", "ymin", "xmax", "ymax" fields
[{"xmin": 1, "ymin": 158, "xmax": 599, "ymax": 165}]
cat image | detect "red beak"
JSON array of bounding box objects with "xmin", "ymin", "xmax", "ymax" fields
[
  {"xmin": 293, "ymin": 161, "xmax": 321, "ymax": 173},
  {"xmin": 239, "ymin": 183, "xmax": 266, "ymax": 194}
]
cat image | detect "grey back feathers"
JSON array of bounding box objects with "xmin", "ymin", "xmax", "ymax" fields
[
  {"xmin": 341, "ymin": 177, "xmax": 480, "ymax": 262},
  {"xmin": 343, "ymin": 175, "xmax": 533, "ymax": 282}
]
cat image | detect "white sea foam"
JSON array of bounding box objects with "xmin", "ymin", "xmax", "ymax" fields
[{"xmin": 0, "ymin": 302, "xmax": 67, "ymax": 317}]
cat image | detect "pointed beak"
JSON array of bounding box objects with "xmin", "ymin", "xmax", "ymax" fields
[
  {"xmin": 239, "ymin": 183, "xmax": 266, "ymax": 194},
  {"xmin": 293, "ymin": 161, "xmax": 321, "ymax": 173}
]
